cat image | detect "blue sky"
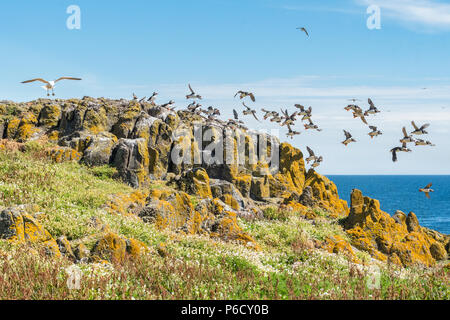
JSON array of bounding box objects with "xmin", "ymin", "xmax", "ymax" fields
[{"xmin": 1, "ymin": 0, "xmax": 450, "ymax": 174}]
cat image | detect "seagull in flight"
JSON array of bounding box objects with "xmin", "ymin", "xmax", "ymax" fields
[
  {"xmin": 297, "ymin": 27, "xmax": 309, "ymax": 37},
  {"xmin": 21, "ymin": 77, "xmax": 82, "ymax": 96}
]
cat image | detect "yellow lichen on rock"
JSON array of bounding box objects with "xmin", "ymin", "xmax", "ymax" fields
[
  {"xmin": 344, "ymin": 189, "xmax": 444, "ymax": 267},
  {"xmin": 320, "ymin": 235, "xmax": 360, "ymax": 263},
  {"xmin": 0, "ymin": 206, "xmax": 61, "ymax": 257},
  {"xmin": 304, "ymin": 169, "xmax": 349, "ymax": 217},
  {"xmin": 46, "ymin": 147, "xmax": 82, "ymax": 163}
]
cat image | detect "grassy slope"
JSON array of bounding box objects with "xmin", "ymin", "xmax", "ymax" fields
[{"xmin": 0, "ymin": 141, "xmax": 448, "ymax": 299}]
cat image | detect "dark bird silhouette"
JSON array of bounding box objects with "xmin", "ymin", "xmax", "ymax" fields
[
  {"xmin": 242, "ymin": 102, "xmax": 260, "ymax": 121},
  {"xmin": 235, "ymin": 91, "xmax": 255, "ymax": 102},
  {"xmin": 297, "ymin": 27, "xmax": 309, "ymax": 37}
]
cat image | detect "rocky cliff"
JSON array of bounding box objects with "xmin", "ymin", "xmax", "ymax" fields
[{"xmin": 0, "ymin": 97, "xmax": 448, "ymax": 267}]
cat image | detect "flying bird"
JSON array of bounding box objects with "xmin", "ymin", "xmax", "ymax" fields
[
  {"xmin": 364, "ymin": 99, "xmax": 381, "ymax": 116},
  {"xmin": 390, "ymin": 142, "xmax": 411, "ymax": 162},
  {"xmin": 286, "ymin": 124, "xmax": 301, "ymax": 139},
  {"xmin": 235, "ymin": 91, "xmax": 255, "ymax": 102},
  {"xmin": 281, "ymin": 109, "xmax": 298, "ymax": 126},
  {"xmin": 415, "ymin": 139, "xmax": 435, "ymax": 147},
  {"xmin": 242, "ymin": 102, "xmax": 260, "ymax": 121},
  {"xmin": 311, "ymin": 156, "xmax": 323, "ymax": 169},
  {"xmin": 297, "ymin": 27, "xmax": 309, "ymax": 37},
  {"xmin": 400, "ymin": 127, "xmax": 415, "ymax": 144},
  {"xmin": 233, "ymin": 109, "xmax": 239, "ymax": 120},
  {"xmin": 419, "ymin": 183, "xmax": 434, "ymax": 199},
  {"xmin": 186, "ymin": 84, "xmax": 202, "ymax": 100},
  {"xmin": 304, "ymin": 118, "xmax": 322, "ymax": 132},
  {"xmin": 305, "ymin": 146, "xmax": 318, "ymax": 164},
  {"xmin": 368, "ymin": 126, "xmax": 382, "ymax": 139},
  {"xmin": 411, "ymin": 121, "xmax": 430, "ymax": 135},
  {"xmin": 21, "ymin": 77, "xmax": 82, "ymax": 96},
  {"xmin": 342, "ymin": 130, "xmax": 356, "ymax": 146}
]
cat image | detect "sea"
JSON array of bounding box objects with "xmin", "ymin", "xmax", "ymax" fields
[{"xmin": 328, "ymin": 175, "xmax": 450, "ymax": 235}]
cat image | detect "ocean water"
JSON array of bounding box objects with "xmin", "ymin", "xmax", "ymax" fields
[{"xmin": 328, "ymin": 175, "xmax": 450, "ymax": 235}]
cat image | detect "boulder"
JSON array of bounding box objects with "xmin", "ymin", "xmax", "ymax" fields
[
  {"xmin": 176, "ymin": 168, "xmax": 212, "ymax": 199},
  {"xmin": 111, "ymin": 138, "xmax": 149, "ymax": 188},
  {"xmin": 250, "ymin": 176, "xmax": 270, "ymax": 200},
  {"xmin": 344, "ymin": 189, "xmax": 442, "ymax": 267}
]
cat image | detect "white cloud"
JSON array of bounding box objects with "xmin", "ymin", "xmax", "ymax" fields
[{"xmin": 357, "ymin": 0, "xmax": 450, "ymax": 30}]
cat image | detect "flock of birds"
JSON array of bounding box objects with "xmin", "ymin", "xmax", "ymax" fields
[{"xmin": 342, "ymin": 99, "xmax": 436, "ymax": 163}]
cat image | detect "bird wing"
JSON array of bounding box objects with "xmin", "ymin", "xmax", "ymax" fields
[
  {"xmin": 295, "ymin": 104, "xmax": 305, "ymax": 111},
  {"xmin": 368, "ymin": 98, "xmax": 375, "ymax": 108},
  {"xmin": 307, "ymin": 146, "xmax": 315, "ymax": 157},
  {"xmin": 369, "ymin": 126, "xmax": 377, "ymax": 131},
  {"xmin": 411, "ymin": 121, "xmax": 419, "ymax": 130},
  {"xmin": 425, "ymin": 183, "xmax": 433, "ymax": 189},
  {"xmin": 344, "ymin": 130, "xmax": 351, "ymax": 139},
  {"xmin": 54, "ymin": 77, "xmax": 82, "ymax": 83},
  {"xmin": 234, "ymin": 91, "xmax": 241, "ymax": 98},
  {"xmin": 249, "ymin": 93, "xmax": 256, "ymax": 102},
  {"xmin": 421, "ymin": 123, "xmax": 430, "ymax": 130},
  {"xmin": 252, "ymin": 111, "xmax": 260, "ymax": 122},
  {"xmin": 21, "ymin": 78, "xmax": 50, "ymax": 84},
  {"xmin": 391, "ymin": 149, "xmax": 398, "ymax": 162},
  {"xmin": 298, "ymin": 27, "xmax": 309, "ymax": 36},
  {"xmin": 360, "ymin": 116, "xmax": 368, "ymax": 125},
  {"xmin": 425, "ymin": 192, "xmax": 430, "ymax": 199},
  {"xmin": 233, "ymin": 109, "xmax": 239, "ymax": 120},
  {"xmin": 188, "ymin": 84, "xmax": 195, "ymax": 94},
  {"xmin": 242, "ymin": 102, "xmax": 250, "ymax": 110},
  {"xmin": 402, "ymin": 127, "xmax": 408, "ymax": 137}
]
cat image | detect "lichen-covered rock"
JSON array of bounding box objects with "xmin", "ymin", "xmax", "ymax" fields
[
  {"xmin": 210, "ymin": 179, "xmax": 246, "ymax": 211},
  {"xmin": 176, "ymin": 168, "xmax": 212, "ymax": 199},
  {"xmin": 320, "ymin": 235, "xmax": 360, "ymax": 263},
  {"xmin": 56, "ymin": 236, "xmax": 76, "ymax": 260},
  {"xmin": 430, "ymin": 242, "xmax": 447, "ymax": 261},
  {"xmin": 0, "ymin": 206, "xmax": 61, "ymax": 256},
  {"xmin": 111, "ymin": 138, "xmax": 149, "ymax": 188},
  {"xmin": 91, "ymin": 232, "xmax": 127, "ymax": 263},
  {"xmin": 250, "ymin": 176, "xmax": 270, "ymax": 200},
  {"xmin": 271, "ymin": 143, "xmax": 305, "ymax": 197},
  {"xmin": 38, "ymin": 104, "xmax": 62, "ymax": 128},
  {"xmin": 82, "ymin": 106, "xmax": 108, "ymax": 134},
  {"xmin": 74, "ymin": 243, "xmax": 90, "ymax": 262},
  {"xmin": 111, "ymin": 102, "xmax": 141, "ymax": 139},
  {"xmin": 47, "ymin": 146, "xmax": 82, "ymax": 163},
  {"xmin": 81, "ymin": 132, "xmax": 118, "ymax": 166},
  {"xmin": 344, "ymin": 189, "xmax": 443, "ymax": 267},
  {"xmin": 304, "ymin": 169, "xmax": 349, "ymax": 217}
]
